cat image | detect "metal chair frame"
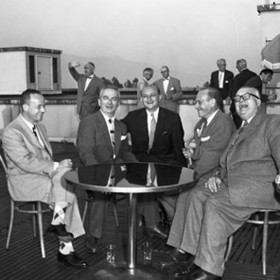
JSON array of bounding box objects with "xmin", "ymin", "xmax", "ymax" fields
[{"xmin": 0, "ymin": 148, "xmax": 50, "ymax": 258}]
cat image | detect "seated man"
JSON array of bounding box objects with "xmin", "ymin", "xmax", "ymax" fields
[
  {"xmin": 183, "ymin": 87, "xmax": 236, "ymax": 178},
  {"xmin": 2, "ymin": 89, "xmax": 87, "ymax": 268},
  {"xmin": 165, "ymin": 87, "xmax": 280, "ymax": 280},
  {"xmin": 76, "ymin": 85, "xmax": 137, "ymax": 253},
  {"xmin": 122, "ymin": 85, "xmax": 186, "ymax": 237}
]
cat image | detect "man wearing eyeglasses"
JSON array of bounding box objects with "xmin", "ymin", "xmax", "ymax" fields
[
  {"xmin": 154, "ymin": 66, "xmax": 183, "ymax": 112},
  {"xmin": 165, "ymin": 87, "xmax": 280, "ymax": 280}
]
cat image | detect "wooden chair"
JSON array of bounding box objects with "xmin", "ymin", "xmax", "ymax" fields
[
  {"xmin": 225, "ymin": 209, "xmax": 280, "ymax": 275},
  {"xmin": 0, "ymin": 145, "xmax": 51, "ymax": 258}
]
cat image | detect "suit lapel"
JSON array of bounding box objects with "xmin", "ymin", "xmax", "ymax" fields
[
  {"xmin": 97, "ymin": 111, "xmax": 114, "ymax": 154},
  {"xmin": 114, "ymin": 120, "xmax": 121, "ymax": 155},
  {"xmin": 153, "ymin": 108, "xmax": 165, "ymax": 146},
  {"xmin": 36, "ymin": 124, "xmax": 53, "ymax": 156}
]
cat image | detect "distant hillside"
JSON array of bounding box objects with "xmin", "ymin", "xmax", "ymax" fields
[{"xmin": 61, "ymin": 54, "xmax": 160, "ymax": 89}]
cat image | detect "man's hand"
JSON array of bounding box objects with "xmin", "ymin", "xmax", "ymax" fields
[
  {"xmin": 275, "ymin": 174, "xmax": 280, "ymax": 193},
  {"xmin": 59, "ymin": 159, "xmax": 73, "ymax": 169},
  {"xmin": 205, "ymin": 176, "xmax": 221, "ymax": 192}
]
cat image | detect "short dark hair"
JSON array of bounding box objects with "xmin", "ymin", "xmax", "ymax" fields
[
  {"xmin": 143, "ymin": 67, "xmax": 153, "ymax": 73},
  {"xmin": 20, "ymin": 89, "xmax": 42, "ymax": 108},
  {"xmin": 259, "ymin": 69, "xmax": 273, "ymax": 76},
  {"xmin": 205, "ymin": 87, "xmax": 224, "ymax": 112},
  {"xmin": 88, "ymin": 62, "xmax": 95, "ymax": 68}
]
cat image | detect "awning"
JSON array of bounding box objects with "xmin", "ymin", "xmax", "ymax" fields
[{"xmin": 261, "ymin": 33, "xmax": 280, "ymax": 70}]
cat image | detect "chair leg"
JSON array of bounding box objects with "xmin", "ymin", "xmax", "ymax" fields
[
  {"xmin": 37, "ymin": 202, "xmax": 46, "ymax": 258},
  {"xmin": 82, "ymin": 200, "xmax": 88, "ymax": 224},
  {"xmin": 6, "ymin": 200, "xmax": 15, "ymax": 249},
  {"xmin": 262, "ymin": 211, "xmax": 269, "ymax": 275},
  {"xmin": 225, "ymin": 235, "xmax": 233, "ymax": 262},
  {"xmin": 252, "ymin": 214, "xmax": 259, "ymax": 250},
  {"xmin": 32, "ymin": 203, "xmax": 37, "ymax": 237}
]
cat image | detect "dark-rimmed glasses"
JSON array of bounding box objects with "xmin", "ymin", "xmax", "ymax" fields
[{"xmin": 233, "ymin": 92, "xmax": 260, "ymax": 103}]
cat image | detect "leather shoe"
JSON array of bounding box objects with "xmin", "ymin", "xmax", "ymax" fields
[
  {"xmin": 173, "ymin": 263, "xmax": 198, "ymax": 278},
  {"xmin": 85, "ymin": 237, "xmax": 99, "ymax": 254},
  {"xmin": 161, "ymin": 249, "xmax": 194, "ymax": 269},
  {"xmin": 144, "ymin": 225, "xmax": 168, "ymax": 239},
  {"xmin": 186, "ymin": 268, "xmax": 221, "ymax": 280},
  {"xmin": 57, "ymin": 251, "xmax": 88, "ymax": 268},
  {"xmin": 47, "ymin": 224, "xmax": 74, "ymax": 242}
]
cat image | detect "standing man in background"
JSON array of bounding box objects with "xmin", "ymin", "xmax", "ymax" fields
[
  {"xmin": 210, "ymin": 58, "xmax": 234, "ymax": 102},
  {"xmin": 68, "ymin": 61, "xmax": 104, "ymax": 120},
  {"xmin": 137, "ymin": 67, "xmax": 154, "ymax": 108},
  {"xmin": 154, "ymin": 66, "xmax": 183, "ymax": 112}
]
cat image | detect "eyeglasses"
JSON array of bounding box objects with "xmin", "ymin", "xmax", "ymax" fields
[{"xmin": 233, "ymin": 92, "xmax": 260, "ymax": 103}]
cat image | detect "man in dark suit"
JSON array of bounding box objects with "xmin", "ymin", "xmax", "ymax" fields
[
  {"xmin": 229, "ymin": 59, "xmax": 257, "ymax": 128},
  {"xmin": 76, "ymin": 85, "xmax": 137, "ymax": 253},
  {"xmin": 245, "ymin": 68, "xmax": 276, "ymax": 102},
  {"xmin": 154, "ymin": 66, "xmax": 183, "ymax": 112},
  {"xmin": 2, "ymin": 89, "xmax": 87, "ymax": 268},
  {"xmin": 68, "ymin": 61, "xmax": 104, "ymax": 119},
  {"xmin": 122, "ymin": 85, "xmax": 186, "ymax": 237},
  {"xmin": 166, "ymin": 87, "xmax": 280, "ymax": 280},
  {"xmin": 210, "ymin": 58, "xmax": 234, "ymax": 101}
]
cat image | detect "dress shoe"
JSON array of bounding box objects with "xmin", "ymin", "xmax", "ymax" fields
[
  {"xmin": 47, "ymin": 224, "xmax": 74, "ymax": 242},
  {"xmin": 173, "ymin": 263, "xmax": 198, "ymax": 278},
  {"xmin": 186, "ymin": 268, "xmax": 221, "ymax": 280},
  {"xmin": 161, "ymin": 249, "xmax": 194, "ymax": 269},
  {"xmin": 57, "ymin": 251, "xmax": 88, "ymax": 268},
  {"xmin": 144, "ymin": 225, "xmax": 168, "ymax": 239},
  {"xmin": 85, "ymin": 237, "xmax": 99, "ymax": 254}
]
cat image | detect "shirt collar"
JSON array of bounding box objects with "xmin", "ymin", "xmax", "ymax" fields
[
  {"xmin": 100, "ymin": 110, "xmax": 115, "ymax": 123},
  {"xmin": 20, "ymin": 114, "xmax": 36, "ymax": 131},
  {"xmin": 146, "ymin": 107, "xmax": 159, "ymax": 120},
  {"xmin": 87, "ymin": 75, "xmax": 94, "ymax": 79},
  {"xmin": 243, "ymin": 114, "xmax": 255, "ymax": 126},
  {"xmin": 205, "ymin": 109, "xmax": 219, "ymax": 126}
]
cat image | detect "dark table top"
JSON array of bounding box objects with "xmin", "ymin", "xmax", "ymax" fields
[{"xmin": 64, "ymin": 162, "xmax": 197, "ymax": 194}]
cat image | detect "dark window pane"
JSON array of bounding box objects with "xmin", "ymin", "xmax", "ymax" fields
[
  {"xmin": 29, "ymin": 55, "xmax": 35, "ymax": 83},
  {"xmin": 53, "ymin": 57, "xmax": 58, "ymax": 83}
]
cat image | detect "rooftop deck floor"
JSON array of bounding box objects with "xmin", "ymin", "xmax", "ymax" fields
[{"xmin": 0, "ymin": 142, "xmax": 280, "ymax": 280}]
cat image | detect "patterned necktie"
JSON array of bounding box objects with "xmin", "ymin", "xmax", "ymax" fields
[
  {"xmin": 148, "ymin": 113, "xmax": 156, "ymax": 152},
  {"xmin": 32, "ymin": 124, "xmax": 38, "ymax": 138},
  {"xmin": 108, "ymin": 119, "xmax": 115, "ymax": 148}
]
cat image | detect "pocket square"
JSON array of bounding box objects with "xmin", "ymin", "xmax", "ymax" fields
[
  {"xmin": 120, "ymin": 135, "xmax": 127, "ymax": 141},
  {"xmin": 201, "ymin": 136, "xmax": 210, "ymax": 142},
  {"xmin": 162, "ymin": 131, "xmax": 168, "ymax": 136}
]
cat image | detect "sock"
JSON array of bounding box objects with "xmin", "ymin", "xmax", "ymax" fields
[
  {"xmin": 59, "ymin": 241, "xmax": 74, "ymax": 255},
  {"xmin": 51, "ymin": 202, "xmax": 68, "ymax": 225}
]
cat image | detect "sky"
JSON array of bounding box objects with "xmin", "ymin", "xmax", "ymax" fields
[{"xmin": 0, "ymin": 0, "xmax": 265, "ymax": 86}]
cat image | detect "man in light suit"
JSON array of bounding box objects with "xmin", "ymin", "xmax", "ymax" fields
[
  {"xmin": 154, "ymin": 66, "xmax": 183, "ymax": 112},
  {"xmin": 2, "ymin": 89, "xmax": 87, "ymax": 268},
  {"xmin": 183, "ymin": 87, "xmax": 236, "ymax": 178},
  {"xmin": 68, "ymin": 61, "xmax": 104, "ymax": 119},
  {"xmin": 136, "ymin": 67, "xmax": 154, "ymax": 109},
  {"xmin": 210, "ymin": 59, "xmax": 234, "ymax": 101},
  {"xmin": 166, "ymin": 87, "xmax": 280, "ymax": 280},
  {"xmin": 76, "ymin": 85, "xmax": 137, "ymax": 253},
  {"xmin": 122, "ymin": 85, "xmax": 186, "ymax": 237}
]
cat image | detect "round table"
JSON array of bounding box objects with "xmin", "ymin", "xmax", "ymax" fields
[{"xmin": 64, "ymin": 162, "xmax": 196, "ymax": 279}]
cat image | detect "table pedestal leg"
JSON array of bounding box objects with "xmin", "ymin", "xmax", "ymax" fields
[{"xmin": 127, "ymin": 193, "xmax": 137, "ymax": 269}]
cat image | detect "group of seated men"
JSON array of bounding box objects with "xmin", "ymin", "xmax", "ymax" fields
[{"xmin": 2, "ymin": 82, "xmax": 280, "ymax": 280}]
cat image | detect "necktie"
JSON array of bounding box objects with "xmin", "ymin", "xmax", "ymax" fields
[
  {"xmin": 107, "ymin": 165, "xmax": 115, "ymax": 187},
  {"xmin": 219, "ymin": 72, "xmax": 224, "ymax": 88},
  {"xmin": 146, "ymin": 163, "xmax": 157, "ymax": 186},
  {"xmin": 108, "ymin": 119, "xmax": 115, "ymax": 148},
  {"xmin": 32, "ymin": 124, "xmax": 38, "ymax": 138},
  {"xmin": 148, "ymin": 113, "xmax": 156, "ymax": 152}
]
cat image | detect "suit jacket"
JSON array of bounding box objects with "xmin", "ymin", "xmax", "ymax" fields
[
  {"xmin": 2, "ymin": 115, "xmax": 54, "ymax": 201},
  {"xmin": 219, "ymin": 110, "xmax": 280, "ymax": 209},
  {"xmin": 154, "ymin": 77, "xmax": 183, "ymax": 112},
  {"xmin": 193, "ymin": 110, "xmax": 236, "ymax": 177},
  {"xmin": 245, "ymin": 75, "xmax": 268, "ymax": 102},
  {"xmin": 122, "ymin": 107, "xmax": 186, "ymax": 166},
  {"xmin": 210, "ymin": 69, "xmax": 234, "ymax": 99},
  {"xmin": 230, "ymin": 68, "xmax": 257, "ymax": 98},
  {"xmin": 76, "ymin": 110, "xmax": 137, "ymax": 165},
  {"xmin": 69, "ymin": 67, "xmax": 104, "ymax": 119}
]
